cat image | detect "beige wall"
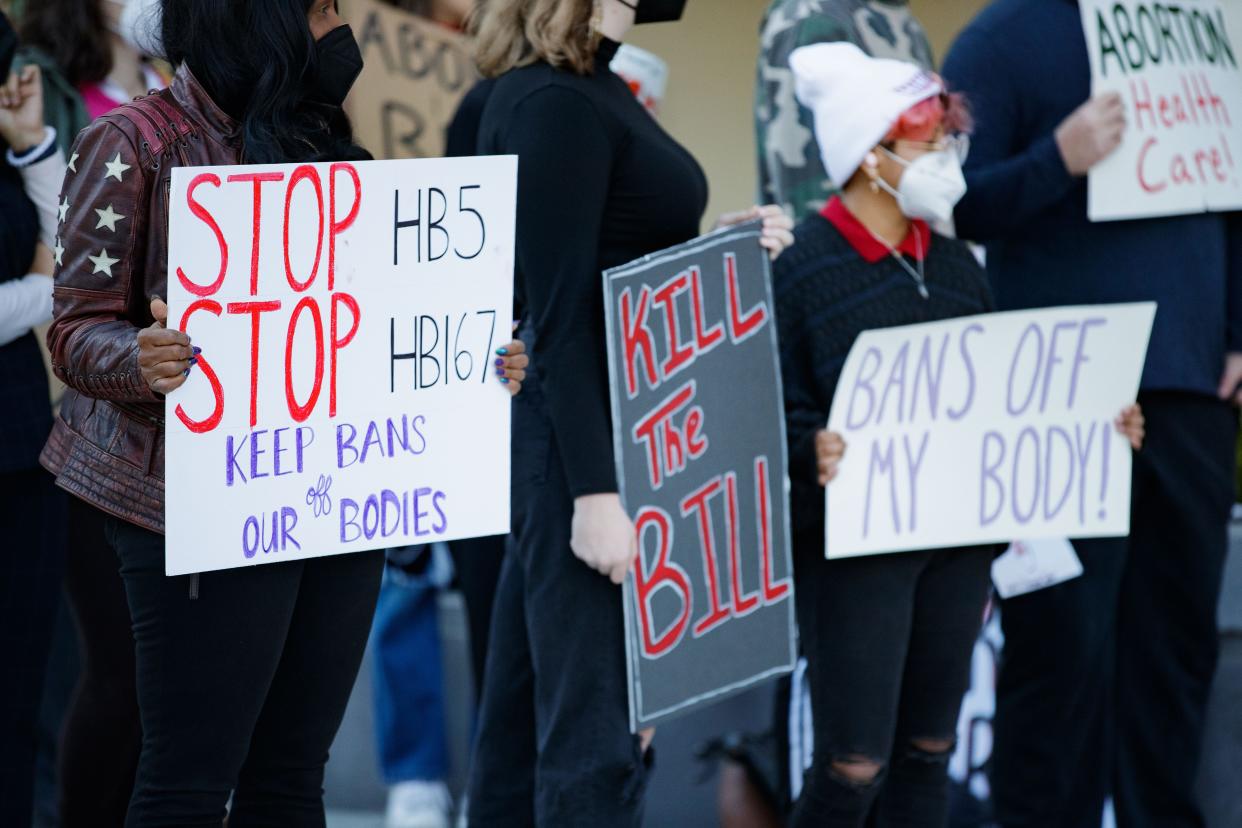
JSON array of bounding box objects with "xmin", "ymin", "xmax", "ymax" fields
[{"xmin": 628, "ymin": 0, "xmax": 988, "ymax": 230}]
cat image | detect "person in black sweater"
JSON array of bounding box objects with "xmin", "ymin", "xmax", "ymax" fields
[
  {"xmin": 776, "ymin": 43, "xmax": 1141, "ymax": 827},
  {"xmin": 464, "ymin": 1, "xmax": 793, "ymax": 824}
]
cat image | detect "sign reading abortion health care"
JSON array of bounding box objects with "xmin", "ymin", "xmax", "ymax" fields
[
  {"xmin": 603, "ymin": 222, "xmax": 797, "ymax": 731},
  {"xmin": 825, "ymin": 304, "xmax": 1156, "ymax": 559},
  {"xmin": 1080, "ymin": 0, "xmax": 1242, "ymax": 220},
  {"xmin": 165, "ymin": 156, "xmax": 517, "ymax": 575}
]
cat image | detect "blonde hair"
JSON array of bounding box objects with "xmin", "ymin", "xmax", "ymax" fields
[{"xmin": 472, "ymin": 0, "xmax": 600, "ymax": 78}]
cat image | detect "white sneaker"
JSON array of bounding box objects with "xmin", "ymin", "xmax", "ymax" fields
[{"xmin": 385, "ymin": 780, "xmax": 453, "ymax": 828}]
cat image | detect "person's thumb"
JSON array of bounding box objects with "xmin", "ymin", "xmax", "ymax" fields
[{"xmin": 150, "ymin": 296, "xmax": 169, "ymax": 327}]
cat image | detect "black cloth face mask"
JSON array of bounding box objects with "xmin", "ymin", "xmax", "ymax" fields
[
  {"xmin": 309, "ymin": 25, "xmax": 363, "ymax": 107},
  {"xmin": 619, "ymin": 0, "xmax": 687, "ymax": 24}
]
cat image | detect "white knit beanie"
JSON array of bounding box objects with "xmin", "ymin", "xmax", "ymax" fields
[{"xmin": 790, "ymin": 42, "xmax": 943, "ymax": 185}]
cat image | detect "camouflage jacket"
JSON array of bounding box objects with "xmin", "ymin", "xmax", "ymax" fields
[{"xmin": 755, "ymin": 0, "xmax": 934, "ymax": 222}]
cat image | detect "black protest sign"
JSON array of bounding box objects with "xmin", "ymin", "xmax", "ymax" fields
[
  {"xmin": 343, "ymin": 0, "xmax": 478, "ymax": 159},
  {"xmin": 603, "ymin": 221, "xmax": 797, "ymax": 731}
]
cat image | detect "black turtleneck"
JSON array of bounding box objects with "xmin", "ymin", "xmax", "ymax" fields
[{"xmin": 479, "ymin": 38, "xmax": 709, "ymax": 496}]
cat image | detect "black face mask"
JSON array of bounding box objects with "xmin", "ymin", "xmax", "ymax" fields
[
  {"xmin": 619, "ymin": 0, "xmax": 687, "ymax": 25},
  {"xmin": 309, "ymin": 25, "xmax": 363, "ymax": 107},
  {"xmin": 0, "ymin": 12, "xmax": 17, "ymax": 85}
]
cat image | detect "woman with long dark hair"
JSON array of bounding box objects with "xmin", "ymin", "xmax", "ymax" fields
[
  {"xmin": 464, "ymin": 1, "xmax": 793, "ymax": 824},
  {"xmin": 41, "ymin": 1, "xmax": 526, "ymax": 822}
]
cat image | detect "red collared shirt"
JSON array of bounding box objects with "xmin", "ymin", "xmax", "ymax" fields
[{"xmin": 820, "ymin": 196, "xmax": 931, "ymax": 264}]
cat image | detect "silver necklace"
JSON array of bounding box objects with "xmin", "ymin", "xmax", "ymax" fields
[{"xmin": 864, "ymin": 222, "xmax": 930, "ymax": 299}]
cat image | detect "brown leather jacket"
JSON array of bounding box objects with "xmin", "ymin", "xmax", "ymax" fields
[{"xmin": 41, "ymin": 66, "xmax": 241, "ymax": 534}]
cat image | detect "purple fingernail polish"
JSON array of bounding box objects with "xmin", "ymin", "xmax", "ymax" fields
[
  {"xmin": 495, "ymin": 358, "xmax": 504, "ymax": 367},
  {"xmin": 193, "ymin": 346, "xmax": 202, "ymax": 355},
  {"xmin": 183, "ymin": 368, "xmax": 191, "ymax": 377},
  {"xmin": 495, "ymin": 367, "xmax": 505, "ymax": 376},
  {"xmin": 189, "ymin": 357, "xmax": 198, "ymax": 366}
]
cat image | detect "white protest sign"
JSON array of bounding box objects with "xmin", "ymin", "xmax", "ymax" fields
[
  {"xmin": 825, "ymin": 303, "xmax": 1155, "ymax": 559},
  {"xmin": 165, "ymin": 156, "xmax": 516, "ymax": 575},
  {"xmin": 991, "ymin": 537, "xmax": 1084, "ymax": 599},
  {"xmin": 1080, "ymin": 0, "xmax": 1242, "ymax": 221}
]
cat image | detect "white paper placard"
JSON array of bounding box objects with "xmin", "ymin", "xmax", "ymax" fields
[
  {"xmin": 992, "ymin": 538, "xmax": 1084, "ymax": 599},
  {"xmin": 825, "ymin": 303, "xmax": 1155, "ymax": 559},
  {"xmin": 165, "ymin": 156, "xmax": 516, "ymax": 575},
  {"xmin": 1081, "ymin": 0, "xmax": 1242, "ymax": 221}
]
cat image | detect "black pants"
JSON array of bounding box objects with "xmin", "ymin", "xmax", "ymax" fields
[
  {"xmin": 0, "ymin": 468, "xmax": 66, "ymax": 828},
  {"xmin": 59, "ymin": 498, "xmax": 140, "ymax": 827},
  {"xmin": 448, "ymin": 535, "xmax": 506, "ymax": 697},
  {"xmin": 791, "ymin": 544, "xmax": 993, "ymax": 828},
  {"xmin": 466, "ymin": 376, "xmax": 650, "ymax": 827},
  {"xmin": 992, "ymin": 392, "xmax": 1236, "ymax": 828},
  {"xmin": 106, "ymin": 516, "xmax": 384, "ymax": 827}
]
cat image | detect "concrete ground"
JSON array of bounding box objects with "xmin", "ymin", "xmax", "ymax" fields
[
  {"xmin": 326, "ymin": 527, "xmax": 1242, "ymax": 827},
  {"xmin": 323, "ymin": 589, "xmax": 776, "ymax": 827}
]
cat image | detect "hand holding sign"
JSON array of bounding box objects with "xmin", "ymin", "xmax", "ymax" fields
[
  {"xmin": 138, "ymin": 296, "xmax": 195, "ymax": 395},
  {"xmin": 1115, "ymin": 403, "xmax": 1145, "ymax": 449},
  {"xmin": 816, "ymin": 430, "xmax": 847, "ymax": 486},
  {"xmin": 714, "ymin": 205, "xmax": 795, "ymax": 260},
  {"xmin": 1055, "ymin": 92, "xmax": 1127, "ymax": 176},
  {"xmin": 496, "ymin": 338, "xmax": 528, "ymax": 395}
]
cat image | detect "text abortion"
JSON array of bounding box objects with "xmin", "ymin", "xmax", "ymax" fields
[
  {"xmin": 1081, "ymin": 0, "xmax": 1242, "ymax": 219},
  {"xmin": 604, "ymin": 223, "xmax": 796, "ymax": 731},
  {"xmin": 825, "ymin": 304, "xmax": 1155, "ymax": 559},
  {"xmin": 164, "ymin": 156, "xmax": 516, "ymax": 575}
]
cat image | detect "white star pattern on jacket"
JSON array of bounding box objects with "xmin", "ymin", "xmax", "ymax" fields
[
  {"xmin": 58, "ymin": 197, "xmax": 69, "ymax": 222},
  {"xmin": 68, "ymin": 152, "xmax": 79, "ymax": 173},
  {"xmin": 53, "ymin": 238, "xmax": 65, "ymax": 266},
  {"xmin": 88, "ymin": 249, "xmax": 120, "ymax": 278},
  {"xmin": 95, "ymin": 204, "xmax": 126, "ymax": 233},
  {"xmin": 103, "ymin": 153, "xmax": 131, "ymax": 183}
]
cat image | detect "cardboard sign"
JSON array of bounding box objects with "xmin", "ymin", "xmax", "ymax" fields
[
  {"xmin": 825, "ymin": 303, "xmax": 1155, "ymax": 559},
  {"xmin": 1081, "ymin": 0, "xmax": 1242, "ymax": 220},
  {"xmin": 165, "ymin": 156, "xmax": 517, "ymax": 575},
  {"xmin": 603, "ymin": 221, "xmax": 798, "ymax": 731},
  {"xmin": 343, "ymin": 0, "xmax": 479, "ymax": 159}
]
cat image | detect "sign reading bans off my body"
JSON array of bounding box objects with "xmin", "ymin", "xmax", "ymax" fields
[
  {"xmin": 164, "ymin": 156, "xmax": 517, "ymax": 575},
  {"xmin": 604, "ymin": 221, "xmax": 797, "ymax": 732},
  {"xmin": 825, "ymin": 303, "xmax": 1156, "ymax": 559}
]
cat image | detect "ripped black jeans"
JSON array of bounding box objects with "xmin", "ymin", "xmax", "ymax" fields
[{"xmin": 791, "ymin": 543, "xmax": 994, "ymax": 827}]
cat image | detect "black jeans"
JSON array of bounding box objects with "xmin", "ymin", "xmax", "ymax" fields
[
  {"xmin": 106, "ymin": 516, "xmax": 383, "ymax": 827},
  {"xmin": 466, "ymin": 372, "xmax": 650, "ymax": 827},
  {"xmin": 791, "ymin": 544, "xmax": 993, "ymax": 828},
  {"xmin": 0, "ymin": 468, "xmax": 66, "ymax": 828},
  {"xmin": 60, "ymin": 498, "xmax": 141, "ymax": 828},
  {"xmin": 448, "ymin": 535, "xmax": 506, "ymax": 697},
  {"xmin": 992, "ymin": 391, "xmax": 1236, "ymax": 828}
]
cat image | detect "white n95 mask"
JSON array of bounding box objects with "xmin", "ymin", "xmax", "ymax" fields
[{"xmin": 879, "ymin": 147, "xmax": 967, "ymax": 225}]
